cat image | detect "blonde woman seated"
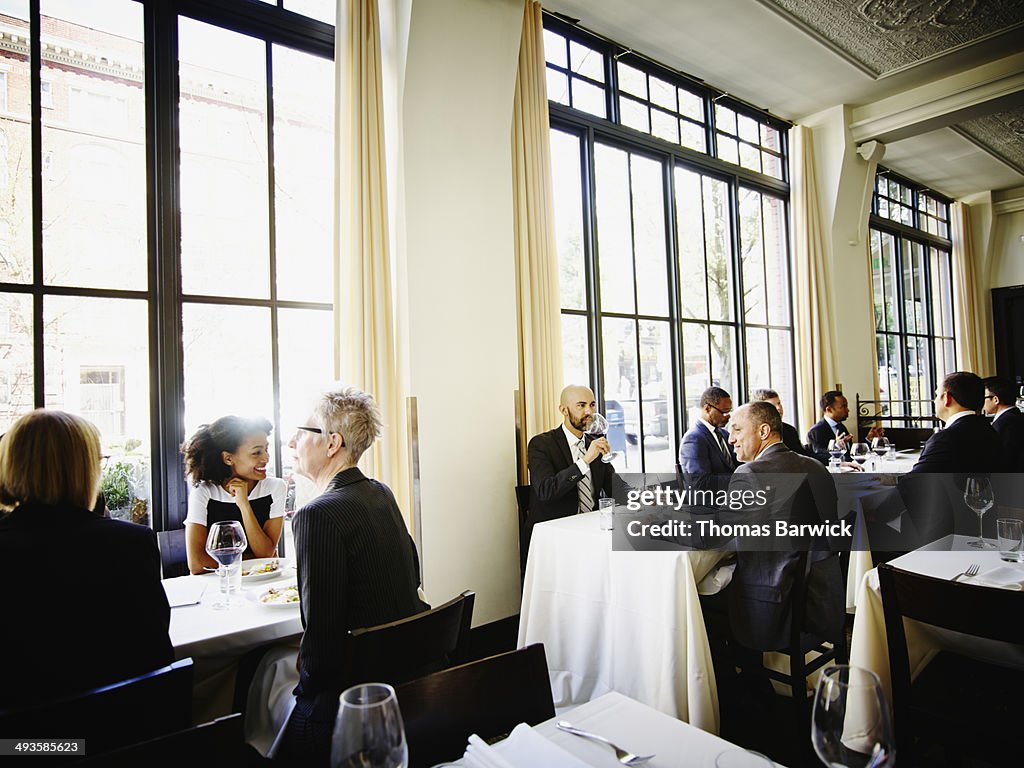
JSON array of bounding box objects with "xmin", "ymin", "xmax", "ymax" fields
[
  {"xmin": 181, "ymin": 416, "xmax": 286, "ymax": 574},
  {"xmin": 0, "ymin": 410, "xmax": 173, "ymax": 709}
]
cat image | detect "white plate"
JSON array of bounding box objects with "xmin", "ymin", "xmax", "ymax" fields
[
  {"xmin": 250, "ymin": 583, "xmax": 301, "ymax": 608},
  {"xmin": 240, "ymin": 558, "xmax": 290, "ymax": 581}
]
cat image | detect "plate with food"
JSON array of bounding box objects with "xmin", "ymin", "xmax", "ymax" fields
[
  {"xmin": 252, "ymin": 583, "xmax": 301, "ymax": 607},
  {"xmin": 240, "ymin": 558, "xmax": 289, "ymax": 581}
]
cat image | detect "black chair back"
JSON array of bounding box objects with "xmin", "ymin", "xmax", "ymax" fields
[
  {"xmin": 877, "ymin": 563, "xmax": 1024, "ymax": 761},
  {"xmin": 157, "ymin": 528, "xmax": 188, "ymax": 578},
  {"xmin": 344, "ymin": 591, "xmax": 474, "ymax": 687},
  {"xmin": 79, "ymin": 713, "xmax": 247, "ymax": 766},
  {"xmin": 0, "ymin": 658, "xmax": 193, "ymax": 757},
  {"xmin": 395, "ymin": 644, "xmax": 555, "ymax": 768}
]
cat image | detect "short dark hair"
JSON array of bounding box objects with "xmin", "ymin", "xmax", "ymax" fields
[
  {"xmin": 700, "ymin": 386, "xmax": 731, "ymax": 409},
  {"xmin": 941, "ymin": 371, "xmax": 984, "ymax": 413},
  {"xmin": 745, "ymin": 400, "xmax": 782, "ymax": 436},
  {"xmin": 983, "ymin": 376, "xmax": 1016, "ymax": 408},
  {"xmin": 181, "ymin": 415, "xmax": 273, "ymax": 486},
  {"xmin": 820, "ymin": 390, "xmax": 844, "ymax": 411},
  {"xmin": 751, "ymin": 388, "xmax": 779, "ymax": 402}
]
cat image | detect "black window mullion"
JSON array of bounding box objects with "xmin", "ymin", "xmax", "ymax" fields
[
  {"xmin": 664, "ymin": 157, "xmax": 684, "ymax": 449},
  {"xmin": 29, "ymin": 0, "xmax": 43, "ymax": 407},
  {"xmin": 147, "ymin": 1, "xmax": 187, "ymax": 532},
  {"xmin": 265, "ymin": 41, "xmax": 283, "ymax": 481},
  {"xmin": 728, "ymin": 176, "xmax": 747, "ymax": 400},
  {"xmin": 582, "ymin": 125, "xmax": 600, "ymax": 393}
]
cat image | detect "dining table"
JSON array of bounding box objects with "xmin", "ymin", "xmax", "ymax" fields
[
  {"xmin": 517, "ymin": 510, "xmax": 727, "ymax": 734},
  {"xmin": 164, "ymin": 562, "xmax": 302, "ymax": 721}
]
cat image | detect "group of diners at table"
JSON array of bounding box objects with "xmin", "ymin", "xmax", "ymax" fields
[{"xmin": 0, "ymin": 368, "xmax": 1021, "ymax": 766}]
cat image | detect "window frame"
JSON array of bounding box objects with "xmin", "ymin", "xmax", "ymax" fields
[{"xmin": 0, "ymin": 0, "xmax": 334, "ymax": 532}]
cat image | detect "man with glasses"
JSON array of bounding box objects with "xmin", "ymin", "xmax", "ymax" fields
[
  {"xmin": 678, "ymin": 386, "xmax": 736, "ymax": 494},
  {"xmin": 983, "ymin": 375, "xmax": 1024, "ymax": 472}
]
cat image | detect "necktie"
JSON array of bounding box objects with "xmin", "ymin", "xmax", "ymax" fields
[
  {"xmin": 576, "ymin": 438, "xmax": 594, "ymax": 514},
  {"xmin": 715, "ymin": 429, "xmax": 732, "ymax": 465}
]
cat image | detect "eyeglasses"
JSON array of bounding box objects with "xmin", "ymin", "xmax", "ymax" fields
[
  {"xmin": 708, "ymin": 404, "xmax": 733, "ymax": 416},
  {"xmin": 296, "ymin": 426, "xmax": 322, "ymax": 434},
  {"xmin": 984, "ymin": 394, "xmax": 996, "ymax": 400}
]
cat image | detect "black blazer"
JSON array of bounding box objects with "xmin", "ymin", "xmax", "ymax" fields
[
  {"xmin": 0, "ymin": 502, "xmax": 173, "ymax": 710},
  {"xmin": 527, "ymin": 426, "xmax": 620, "ymax": 526},
  {"xmin": 908, "ymin": 413, "xmax": 1003, "ymax": 474},
  {"xmin": 807, "ymin": 418, "xmax": 849, "ymax": 465},
  {"xmin": 992, "ymin": 407, "xmax": 1024, "ymax": 473},
  {"xmin": 782, "ymin": 421, "xmax": 814, "ymax": 459},
  {"xmin": 724, "ymin": 443, "xmax": 843, "ymax": 651}
]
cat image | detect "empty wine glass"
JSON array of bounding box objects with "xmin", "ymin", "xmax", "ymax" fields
[
  {"xmin": 827, "ymin": 439, "xmax": 845, "ymax": 471},
  {"xmin": 811, "ymin": 665, "xmax": 895, "ymax": 768},
  {"xmin": 964, "ymin": 474, "xmax": 996, "ymax": 549},
  {"xmin": 850, "ymin": 443, "xmax": 871, "ymax": 469},
  {"xmin": 205, "ymin": 520, "xmax": 247, "ymax": 610},
  {"xmin": 331, "ymin": 683, "xmax": 407, "ymax": 768},
  {"xmin": 585, "ymin": 412, "xmax": 619, "ymax": 464}
]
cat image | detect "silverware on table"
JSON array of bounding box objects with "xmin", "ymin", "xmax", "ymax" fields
[
  {"xmin": 950, "ymin": 563, "xmax": 979, "ymax": 582},
  {"xmin": 556, "ymin": 720, "xmax": 654, "ymax": 766}
]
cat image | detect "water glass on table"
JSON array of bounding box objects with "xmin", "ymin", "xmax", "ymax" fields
[
  {"xmin": 811, "ymin": 665, "xmax": 894, "ymax": 768},
  {"xmin": 599, "ymin": 497, "xmax": 615, "ymax": 530},
  {"xmin": 206, "ymin": 520, "xmax": 247, "ymax": 610},
  {"xmin": 331, "ymin": 683, "xmax": 407, "ymax": 768},
  {"xmin": 997, "ymin": 518, "xmax": 1024, "ymax": 562}
]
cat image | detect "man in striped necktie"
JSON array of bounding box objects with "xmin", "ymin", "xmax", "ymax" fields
[{"xmin": 524, "ymin": 385, "xmax": 626, "ymax": 558}]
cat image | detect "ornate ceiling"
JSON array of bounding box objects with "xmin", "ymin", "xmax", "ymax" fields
[
  {"xmin": 957, "ymin": 107, "xmax": 1024, "ymax": 177},
  {"xmin": 759, "ymin": 0, "xmax": 1024, "ymax": 77}
]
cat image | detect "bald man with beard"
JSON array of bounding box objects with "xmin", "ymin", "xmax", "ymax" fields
[{"xmin": 523, "ymin": 385, "xmax": 626, "ymax": 561}]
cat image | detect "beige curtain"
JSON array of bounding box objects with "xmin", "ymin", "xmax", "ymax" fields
[
  {"xmin": 950, "ymin": 201, "xmax": 991, "ymax": 374},
  {"xmin": 511, "ymin": 1, "xmax": 563, "ymax": 483},
  {"xmin": 334, "ymin": 0, "xmax": 409, "ymax": 514},
  {"xmin": 789, "ymin": 125, "xmax": 840, "ymax": 434}
]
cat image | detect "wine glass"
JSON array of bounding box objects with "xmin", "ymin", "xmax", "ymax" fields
[
  {"xmin": 870, "ymin": 437, "xmax": 889, "ymax": 470},
  {"xmin": 205, "ymin": 520, "xmax": 247, "ymax": 610},
  {"xmin": 827, "ymin": 439, "xmax": 845, "ymax": 471},
  {"xmin": 850, "ymin": 443, "xmax": 871, "ymax": 469},
  {"xmin": 585, "ymin": 412, "xmax": 619, "ymax": 464},
  {"xmin": 811, "ymin": 665, "xmax": 895, "ymax": 768},
  {"xmin": 331, "ymin": 683, "xmax": 407, "ymax": 768},
  {"xmin": 964, "ymin": 474, "xmax": 996, "ymax": 549}
]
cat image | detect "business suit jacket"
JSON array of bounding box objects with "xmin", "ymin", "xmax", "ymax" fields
[
  {"xmin": 527, "ymin": 426, "xmax": 621, "ymax": 524},
  {"xmin": 782, "ymin": 421, "xmax": 814, "ymax": 459},
  {"xmin": 678, "ymin": 420, "xmax": 736, "ymax": 492},
  {"xmin": 0, "ymin": 502, "xmax": 173, "ymax": 710},
  {"xmin": 894, "ymin": 413, "xmax": 1006, "ymax": 546},
  {"xmin": 281, "ymin": 467, "xmax": 428, "ymax": 767},
  {"xmin": 992, "ymin": 407, "xmax": 1024, "ymax": 473},
  {"xmin": 807, "ymin": 417, "xmax": 850, "ymax": 465},
  {"xmin": 725, "ymin": 443, "xmax": 843, "ymax": 651}
]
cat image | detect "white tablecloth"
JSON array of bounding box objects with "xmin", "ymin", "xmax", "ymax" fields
[
  {"xmin": 517, "ymin": 511, "xmax": 725, "ymax": 734},
  {"xmin": 165, "ymin": 569, "xmax": 303, "ymax": 721},
  {"xmin": 849, "ymin": 535, "xmax": 1024, "ymax": 705}
]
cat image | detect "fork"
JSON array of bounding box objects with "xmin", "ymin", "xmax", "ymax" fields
[
  {"xmin": 556, "ymin": 721, "xmax": 654, "ymax": 766},
  {"xmin": 950, "ymin": 563, "xmax": 979, "ymax": 582}
]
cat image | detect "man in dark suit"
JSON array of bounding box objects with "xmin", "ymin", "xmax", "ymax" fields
[
  {"xmin": 279, "ymin": 386, "xmax": 428, "ymax": 766},
  {"xmin": 807, "ymin": 390, "xmax": 880, "ymax": 469},
  {"xmin": 678, "ymin": 386, "xmax": 736, "ymax": 493},
  {"xmin": 526, "ymin": 385, "xmax": 623, "ymax": 548},
  {"xmin": 751, "ymin": 387, "xmax": 814, "ymax": 459},
  {"xmin": 724, "ymin": 401, "xmax": 843, "ymax": 652},
  {"xmin": 983, "ymin": 375, "xmax": 1024, "ymax": 472}
]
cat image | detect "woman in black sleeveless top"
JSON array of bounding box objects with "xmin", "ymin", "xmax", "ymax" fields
[{"xmin": 181, "ymin": 415, "xmax": 286, "ymax": 574}]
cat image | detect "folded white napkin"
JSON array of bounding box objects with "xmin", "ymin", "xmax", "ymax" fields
[
  {"xmin": 464, "ymin": 724, "xmax": 593, "ymax": 768},
  {"xmin": 162, "ymin": 579, "xmax": 206, "ymax": 607},
  {"xmin": 962, "ymin": 565, "xmax": 1024, "ymax": 591}
]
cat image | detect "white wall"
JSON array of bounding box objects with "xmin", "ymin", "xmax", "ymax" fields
[{"xmin": 400, "ymin": 0, "xmax": 524, "ymax": 624}]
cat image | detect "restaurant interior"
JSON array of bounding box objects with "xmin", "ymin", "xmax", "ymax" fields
[{"xmin": 1, "ymin": 0, "xmax": 1023, "ymax": 765}]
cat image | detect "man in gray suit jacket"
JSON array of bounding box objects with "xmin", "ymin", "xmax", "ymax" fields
[{"xmin": 725, "ymin": 401, "xmax": 844, "ymax": 651}]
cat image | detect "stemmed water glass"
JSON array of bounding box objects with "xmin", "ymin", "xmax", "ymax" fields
[
  {"xmin": 827, "ymin": 439, "xmax": 845, "ymax": 471},
  {"xmin": 850, "ymin": 443, "xmax": 871, "ymax": 470},
  {"xmin": 964, "ymin": 474, "xmax": 996, "ymax": 549},
  {"xmin": 205, "ymin": 520, "xmax": 247, "ymax": 610},
  {"xmin": 331, "ymin": 683, "xmax": 407, "ymax": 768},
  {"xmin": 585, "ymin": 412, "xmax": 619, "ymax": 464},
  {"xmin": 811, "ymin": 665, "xmax": 895, "ymax": 768}
]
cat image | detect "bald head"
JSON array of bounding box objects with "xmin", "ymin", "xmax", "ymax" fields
[{"xmin": 559, "ymin": 385, "xmax": 597, "ymax": 437}]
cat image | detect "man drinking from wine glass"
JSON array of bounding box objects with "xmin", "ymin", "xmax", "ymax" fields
[{"xmin": 524, "ymin": 385, "xmax": 627, "ymax": 561}]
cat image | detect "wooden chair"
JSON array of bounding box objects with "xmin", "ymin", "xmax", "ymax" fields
[
  {"xmin": 0, "ymin": 658, "xmax": 193, "ymax": 757},
  {"xmin": 395, "ymin": 644, "xmax": 555, "ymax": 768},
  {"xmin": 157, "ymin": 528, "xmax": 188, "ymax": 578},
  {"xmin": 343, "ymin": 591, "xmax": 475, "ymax": 687},
  {"xmin": 79, "ymin": 713, "xmax": 263, "ymax": 766},
  {"xmin": 877, "ymin": 563, "xmax": 1024, "ymax": 765}
]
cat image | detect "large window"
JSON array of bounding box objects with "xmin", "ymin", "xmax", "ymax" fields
[
  {"xmin": 0, "ymin": 0, "xmax": 333, "ymax": 528},
  {"xmin": 870, "ymin": 170, "xmax": 954, "ymax": 422},
  {"xmin": 545, "ymin": 17, "xmax": 794, "ymax": 473}
]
